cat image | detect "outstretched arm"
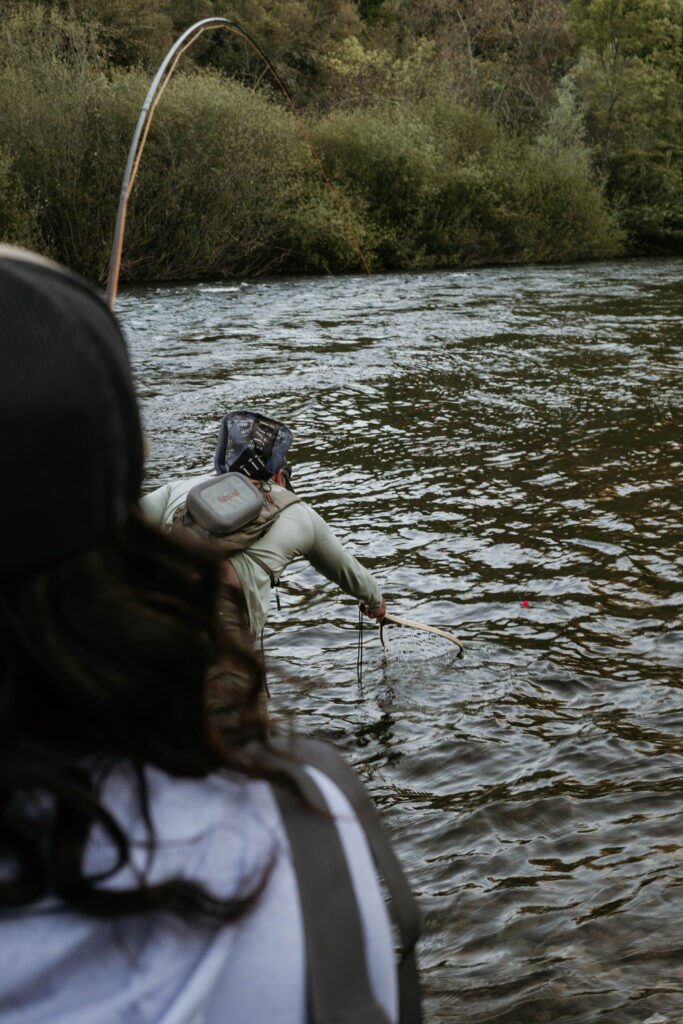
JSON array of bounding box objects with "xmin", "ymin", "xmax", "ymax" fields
[{"xmin": 303, "ymin": 506, "xmax": 384, "ymax": 615}]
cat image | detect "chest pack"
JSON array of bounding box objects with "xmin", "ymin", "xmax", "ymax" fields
[{"xmin": 172, "ymin": 473, "xmax": 301, "ymax": 555}]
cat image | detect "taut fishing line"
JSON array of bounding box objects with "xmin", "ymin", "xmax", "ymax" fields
[{"xmin": 108, "ymin": 17, "xmax": 464, "ymax": 662}]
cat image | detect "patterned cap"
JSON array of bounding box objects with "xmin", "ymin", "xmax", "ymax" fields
[{"xmin": 214, "ymin": 410, "xmax": 292, "ymax": 480}]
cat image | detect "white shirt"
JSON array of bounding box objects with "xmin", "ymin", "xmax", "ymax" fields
[{"xmin": 0, "ymin": 764, "xmax": 398, "ymax": 1023}]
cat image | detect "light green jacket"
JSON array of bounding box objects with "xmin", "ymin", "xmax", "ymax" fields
[{"xmin": 139, "ymin": 477, "xmax": 382, "ymax": 636}]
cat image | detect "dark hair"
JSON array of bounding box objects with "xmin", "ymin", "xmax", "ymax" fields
[{"xmin": 0, "ymin": 512, "xmax": 269, "ymax": 921}]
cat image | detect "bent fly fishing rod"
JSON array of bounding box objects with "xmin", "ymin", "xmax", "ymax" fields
[
  {"xmin": 107, "ymin": 18, "xmax": 272, "ymax": 308},
  {"xmin": 108, "ymin": 16, "xmax": 377, "ymax": 311},
  {"xmin": 106, "ymin": 14, "xmax": 446, "ymax": 420}
]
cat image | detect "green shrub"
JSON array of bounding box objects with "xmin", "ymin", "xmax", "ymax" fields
[
  {"xmin": 276, "ymin": 162, "xmax": 374, "ymax": 274},
  {"xmin": 308, "ymin": 97, "xmax": 624, "ymax": 270},
  {"xmin": 0, "ymin": 5, "xmax": 133, "ymax": 278},
  {"xmin": 0, "ymin": 2, "xmax": 627, "ymax": 281},
  {"xmin": 309, "ymin": 107, "xmax": 440, "ymax": 269},
  {"xmin": 0, "ymin": 146, "xmax": 37, "ymax": 248},
  {"xmin": 0, "ymin": 7, "xmax": 321, "ymax": 282},
  {"xmin": 121, "ymin": 72, "xmax": 310, "ymax": 280}
]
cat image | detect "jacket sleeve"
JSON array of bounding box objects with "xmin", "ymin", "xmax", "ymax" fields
[
  {"xmin": 138, "ymin": 484, "xmax": 173, "ymax": 527},
  {"xmin": 303, "ymin": 506, "xmax": 383, "ymax": 613}
]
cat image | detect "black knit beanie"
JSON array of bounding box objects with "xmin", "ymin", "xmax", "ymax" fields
[{"xmin": 0, "ymin": 247, "xmax": 144, "ymax": 576}]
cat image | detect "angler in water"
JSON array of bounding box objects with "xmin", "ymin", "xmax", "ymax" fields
[{"xmin": 140, "ymin": 410, "xmax": 386, "ymax": 717}]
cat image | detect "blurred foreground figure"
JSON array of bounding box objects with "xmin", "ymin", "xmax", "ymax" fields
[{"xmin": 0, "ymin": 247, "xmax": 420, "ymax": 1024}]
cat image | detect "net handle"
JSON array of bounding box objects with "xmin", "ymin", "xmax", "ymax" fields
[{"xmin": 382, "ymin": 613, "xmax": 465, "ymax": 657}]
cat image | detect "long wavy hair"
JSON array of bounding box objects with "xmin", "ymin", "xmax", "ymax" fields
[{"xmin": 0, "ymin": 511, "xmax": 269, "ymax": 922}]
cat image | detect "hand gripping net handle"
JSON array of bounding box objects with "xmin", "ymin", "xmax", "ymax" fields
[{"xmin": 380, "ymin": 613, "xmax": 464, "ymax": 657}]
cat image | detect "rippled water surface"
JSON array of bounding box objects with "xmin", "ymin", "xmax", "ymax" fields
[{"xmin": 118, "ymin": 260, "xmax": 683, "ymax": 1023}]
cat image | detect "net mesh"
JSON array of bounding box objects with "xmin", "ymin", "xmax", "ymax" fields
[{"xmin": 381, "ymin": 625, "xmax": 460, "ymax": 662}]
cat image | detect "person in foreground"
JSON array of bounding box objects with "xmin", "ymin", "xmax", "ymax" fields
[
  {"xmin": 0, "ymin": 247, "xmax": 420, "ymax": 1023},
  {"xmin": 139, "ymin": 409, "xmax": 388, "ymax": 640}
]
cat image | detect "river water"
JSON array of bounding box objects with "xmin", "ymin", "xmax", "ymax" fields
[{"xmin": 118, "ymin": 259, "xmax": 682, "ymax": 1023}]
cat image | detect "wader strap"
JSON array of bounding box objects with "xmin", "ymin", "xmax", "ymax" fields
[
  {"xmin": 259, "ymin": 736, "xmax": 422, "ymax": 1024},
  {"xmin": 244, "ymin": 550, "xmax": 276, "ymax": 586},
  {"xmin": 259, "ymin": 629, "xmax": 270, "ymax": 698},
  {"xmin": 244, "ymin": 550, "xmax": 281, "ymax": 610}
]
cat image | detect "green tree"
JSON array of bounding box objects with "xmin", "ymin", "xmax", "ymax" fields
[
  {"xmin": 4, "ymin": 0, "xmax": 175, "ymax": 68},
  {"xmin": 316, "ymin": 35, "xmax": 443, "ymax": 109},
  {"xmin": 570, "ymin": 0, "xmax": 683, "ymax": 249},
  {"xmin": 398, "ymin": 0, "xmax": 572, "ymax": 127}
]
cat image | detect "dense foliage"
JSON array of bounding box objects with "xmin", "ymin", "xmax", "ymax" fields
[{"xmin": 0, "ymin": 0, "xmax": 679, "ymax": 282}]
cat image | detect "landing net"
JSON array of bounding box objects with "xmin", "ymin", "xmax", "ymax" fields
[
  {"xmin": 380, "ymin": 626, "xmax": 458, "ymax": 662},
  {"xmin": 379, "ymin": 614, "xmax": 464, "ymax": 663}
]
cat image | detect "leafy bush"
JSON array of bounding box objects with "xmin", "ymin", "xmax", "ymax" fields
[
  {"xmin": 0, "ymin": 6, "xmax": 320, "ymax": 281},
  {"xmin": 309, "ymin": 108, "xmax": 441, "ymax": 269},
  {"xmin": 0, "ymin": 146, "xmax": 36, "ymax": 248},
  {"xmin": 0, "ymin": 4, "xmax": 130, "ymax": 277},
  {"xmin": 309, "ymin": 97, "xmax": 623, "ymax": 271},
  {"xmin": 121, "ymin": 72, "xmax": 309, "ymax": 280},
  {"xmin": 0, "ymin": 2, "xmax": 626, "ymax": 281}
]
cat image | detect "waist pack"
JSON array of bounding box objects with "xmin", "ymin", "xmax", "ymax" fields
[{"xmin": 172, "ymin": 474, "xmax": 301, "ymax": 555}]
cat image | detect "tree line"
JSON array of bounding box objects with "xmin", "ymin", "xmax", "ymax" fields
[{"xmin": 0, "ymin": 0, "xmax": 680, "ymax": 284}]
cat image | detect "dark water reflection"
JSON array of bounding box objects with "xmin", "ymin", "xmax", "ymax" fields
[{"xmin": 118, "ymin": 259, "xmax": 682, "ymax": 1023}]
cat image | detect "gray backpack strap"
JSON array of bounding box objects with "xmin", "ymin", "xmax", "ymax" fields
[
  {"xmin": 271, "ymin": 766, "xmax": 392, "ymax": 1024},
  {"xmin": 260, "ymin": 736, "xmax": 422, "ymax": 1024},
  {"xmin": 244, "ymin": 550, "xmax": 281, "ymax": 610},
  {"xmin": 244, "ymin": 549, "xmax": 277, "ymax": 588}
]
